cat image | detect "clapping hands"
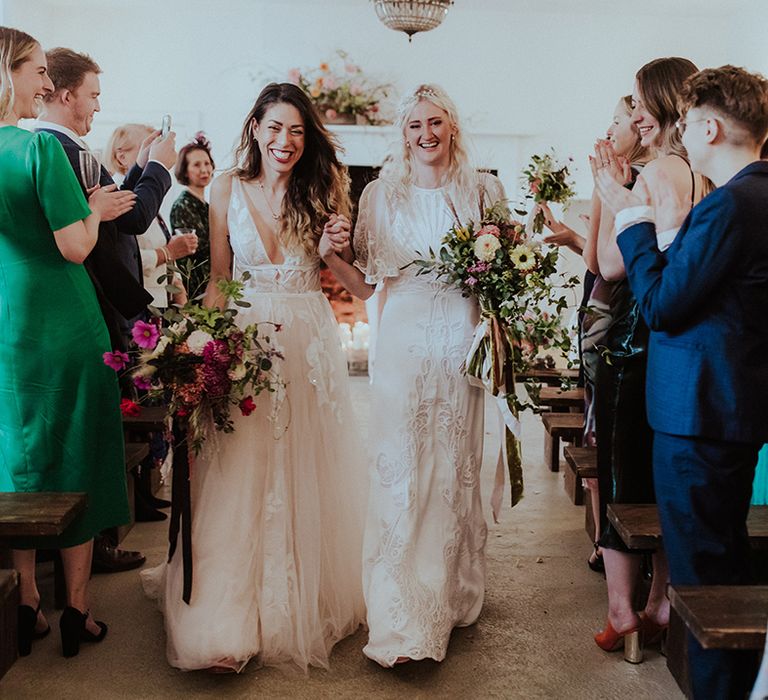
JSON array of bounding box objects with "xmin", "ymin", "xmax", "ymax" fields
[
  {"xmin": 590, "ymin": 139, "xmax": 643, "ymax": 216},
  {"xmin": 319, "ymin": 213, "xmax": 351, "ymax": 261}
]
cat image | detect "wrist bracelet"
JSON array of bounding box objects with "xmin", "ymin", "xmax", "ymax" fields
[{"xmin": 162, "ymin": 245, "xmax": 173, "ymax": 263}]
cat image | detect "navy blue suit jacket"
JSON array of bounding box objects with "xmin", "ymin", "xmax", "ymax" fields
[
  {"xmin": 617, "ymin": 161, "xmax": 768, "ymax": 443},
  {"xmin": 38, "ymin": 128, "xmax": 170, "ymax": 342}
]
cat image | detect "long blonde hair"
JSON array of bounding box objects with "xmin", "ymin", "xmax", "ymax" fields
[
  {"xmin": 0, "ymin": 27, "xmax": 39, "ymax": 121},
  {"xmin": 234, "ymin": 83, "xmax": 350, "ymax": 256},
  {"xmin": 103, "ymin": 123, "xmax": 152, "ymax": 175},
  {"xmin": 379, "ymin": 83, "xmax": 477, "ymax": 202}
]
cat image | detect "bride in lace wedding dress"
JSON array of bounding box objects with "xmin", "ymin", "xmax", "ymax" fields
[
  {"xmin": 321, "ymin": 84, "xmax": 506, "ymax": 667},
  {"xmin": 141, "ymin": 83, "xmax": 366, "ymax": 673}
]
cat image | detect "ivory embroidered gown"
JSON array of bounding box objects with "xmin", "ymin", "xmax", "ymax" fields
[
  {"xmin": 141, "ymin": 176, "xmax": 366, "ymax": 673},
  {"xmin": 354, "ymin": 174, "xmax": 505, "ymax": 666}
]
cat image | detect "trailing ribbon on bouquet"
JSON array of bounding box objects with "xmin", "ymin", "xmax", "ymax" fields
[
  {"xmin": 465, "ymin": 310, "xmax": 524, "ymax": 523},
  {"xmin": 167, "ymin": 421, "xmax": 193, "ymax": 604}
]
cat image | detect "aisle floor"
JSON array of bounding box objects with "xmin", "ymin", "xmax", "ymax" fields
[{"xmin": 2, "ymin": 377, "xmax": 683, "ymax": 699}]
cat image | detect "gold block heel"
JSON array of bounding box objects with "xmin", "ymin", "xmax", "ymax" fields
[{"xmin": 623, "ymin": 630, "xmax": 643, "ymax": 664}]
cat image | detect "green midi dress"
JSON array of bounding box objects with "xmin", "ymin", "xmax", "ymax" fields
[{"xmin": 0, "ymin": 126, "xmax": 129, "ymax": 548}]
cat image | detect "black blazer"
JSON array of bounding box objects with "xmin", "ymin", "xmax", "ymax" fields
[{"xmin": 38, "ymin": 128, "xmax": 171, "ymax": 346}]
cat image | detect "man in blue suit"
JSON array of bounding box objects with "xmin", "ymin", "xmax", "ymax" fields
[{"xmin": 595, "ymin": 65, "xmax": 768, "ymax": 699}]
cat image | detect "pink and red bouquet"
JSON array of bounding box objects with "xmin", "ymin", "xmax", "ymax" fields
[{"xmin": 105, "ymin": 278, "xmax": 285, "ymax": 454}]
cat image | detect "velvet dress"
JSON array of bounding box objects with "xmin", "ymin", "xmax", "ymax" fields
[{"xmin": 0, "ymin": 126, "xmax": 129, "ymax": 547}]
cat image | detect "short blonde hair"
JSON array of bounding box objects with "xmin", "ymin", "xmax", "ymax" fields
[
  {"xmin": 0, "ymin": 27, "xmax": 39, "ymax": 121},
  {"xmin": 103, "ymin": 123, "xmax": 153, "ymax": 175}
]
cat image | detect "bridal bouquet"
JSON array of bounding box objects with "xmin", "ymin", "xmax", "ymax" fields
[
  {"xmin": 412, "ymin": 200, "xmax": 578, "ymax": 509},
  {"xmin": 104, "ymin": 276, "xmax": 285, "ymax": 454},
  {"xmin": 523, "ymin": 151, "xmax": 576, "ymax": 234}
]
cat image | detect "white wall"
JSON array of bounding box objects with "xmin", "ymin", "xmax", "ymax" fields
[{"xmin": 6, "ymin": 0, "xmax": 767, "ymax": 198}]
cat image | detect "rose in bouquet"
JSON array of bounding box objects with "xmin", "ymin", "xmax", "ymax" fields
[
  {"xmin": 105, "ymin": 275, "xmax": 285, "ymax": 454},
  {"xmin": 523, "ymin": 151, "xmax": 576, "ymax": 234},
  {"xmin": 412, "ymin": 200, "xmax": 578, "ymax": 510},
  {"xmin": 287, "ymin": 50, "xmax": 391, "ymax": 125}
]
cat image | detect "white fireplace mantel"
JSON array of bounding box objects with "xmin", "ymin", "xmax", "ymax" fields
[{"xmin": 328, "ymin": 124, "xmax": 536, "ymax": 199}]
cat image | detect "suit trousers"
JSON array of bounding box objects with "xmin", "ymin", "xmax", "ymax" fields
[{"xmin": 653, "ymin": 431, "xmax": 760, "ymax": 700}]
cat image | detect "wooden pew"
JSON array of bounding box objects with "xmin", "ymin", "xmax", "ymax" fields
[
  {"xmin": 0, "ymin": 493, "xmax": 87, "ymax": 539},
  {"xmin": 122, "ymin": 405, "xmax": 167, "ymax": 434},
  {"xmin": 537, "ymin": 386, "xmax": 585, "ymax": 413},
  {"xmin": 0, "ymin": 570, "xmax": 19, "ymax": 680},
  {"xmin": 541, "ymin": 412, "xmax": 584, "ymax": 472},
  {"xmin": 670, "ymin": 585, "xmax": 768, "ymax": 651},
  {"xmin": 116, "ymin": 442, "xmax": 151, "ymax": 544},
  {"xmin": 517, "ymin": 366, "xmax": 580, "ymax": 386},
  {"xmin": 563, "ymin": 446, "xmax": 597, "ymax": 506},
  {"xmin": 606, "ymin": 504, "xmax": 768, "ymax": 551}
]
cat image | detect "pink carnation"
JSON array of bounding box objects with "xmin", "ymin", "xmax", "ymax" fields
[
  {"xmin": 103, "ymin": 350, "xmax": 130, "ymax": 371},
  {"xmin": 325, "ymin": 108, "xmax": 338, "ymax": 121},
  {"xmin": 131, "ymin": 320, "xmax": 160, "ymax": 349},
  {"xmin": 466, "ymin": 276, "xmax": 478, "ymax": 287}
]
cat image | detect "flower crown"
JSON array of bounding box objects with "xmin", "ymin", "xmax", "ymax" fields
[
  {"xmin": 190, "ymin": 131, "xmax": 211, "ymax": 150},
  {"xmin": 415, "ymin": 86, "xmax": 439, "ymax": 100}
]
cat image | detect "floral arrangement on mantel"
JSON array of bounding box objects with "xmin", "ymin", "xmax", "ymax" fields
[{"xmin": 287, "ymin": 50, "xmax": 391, "ymax": 125}]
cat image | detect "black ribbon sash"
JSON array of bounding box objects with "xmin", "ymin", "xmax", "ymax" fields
[{"xmin": 167, "ymin": 421, "xmax": 193, "ymax": 604}]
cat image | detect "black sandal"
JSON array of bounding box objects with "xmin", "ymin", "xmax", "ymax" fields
[{"xmin": 588, "ymin": 542, "xmax": 605, "ymax": 573}]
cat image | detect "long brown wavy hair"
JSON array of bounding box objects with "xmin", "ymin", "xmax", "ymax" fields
[
  {"xmin": 635, "ymin": 57, "xmax": 699, "ymax": 157},
  {"xmin": 233, "ymin": 83, "xmax": 350, "ymax": 256},
  {"xmin": 620, "ymin": 95, "xmax": 649, "ymax": 165}
]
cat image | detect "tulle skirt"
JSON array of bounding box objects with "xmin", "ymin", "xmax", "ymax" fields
[{"xmin": 141, "ymin": 290, "xmax": 367, "ymax": 673}]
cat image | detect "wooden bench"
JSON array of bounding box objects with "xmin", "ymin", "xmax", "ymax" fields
[
  {"xmin": 517, "ymin": 367, "xmax": 580, "ymax": 386},
  {"xmin": 117, "ymin": 442, "xmax": 151, "ymax": 544},
  {"xmin": 607, "ymin": 504, "xmax": 768, "ymax": 551},
  {"xmin": 0, "ymin": 570, "xmax": 18, "ymax": 680},
  {"xmin": 540, "ymin": 412, "xmax": 584, "ymax": 472},
  {"xmin": 537, "ymin": 386, "xmax": 585, "ymax": 413},
  {"xmin": 0, "ymin": 492, "xmax": 88, "ymax": 539},
  {"xmin": 563, "ymin": 446, "xmax": 597, "ymax": 505},
  {"xmin": 666, "ymin": 585, "xmax": 768, "ymax": 696},
  {"xmin": 122, "ymin": 405, "xmax": 168, "ymax": 434}
]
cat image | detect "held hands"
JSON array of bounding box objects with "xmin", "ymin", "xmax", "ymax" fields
[
  {"xmin": 319, "ymin": 213, "xmax": 351, "ymax": 261},
  {"xmin": 87, "ymin": 184, "xmax": 136, "ymax": 221},
  {"xmin": 167, "ymin": 232, "xmax": 198, "ymax": 260}
]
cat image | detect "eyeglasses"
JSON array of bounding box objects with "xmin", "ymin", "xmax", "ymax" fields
[{"xmin": 675, "ymin": 117, "xmax": 707, "ymax": 134}]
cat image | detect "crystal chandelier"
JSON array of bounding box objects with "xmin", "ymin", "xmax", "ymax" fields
[{"xmin": 372, "ymin": 0, "xmax": 454, "ymax": 42}]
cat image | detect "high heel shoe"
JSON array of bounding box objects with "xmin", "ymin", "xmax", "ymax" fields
[
  {"xmin": 587, "ymin": 542, "xmax": 604, "ymax": 573},
  {"xmin": 17, "ymin": 604, "xmax": 50, "ymax": 656},
  {"xmin": 594, "ymin": 620, "xmax": 643, "ymax": 663},
  {"xmin": 639, "ymin": 612, "xmax": 668, "ymax": 655},
  {"xmin": 59, "ymin": 606, "xmax": 107, "ymax": 658}
]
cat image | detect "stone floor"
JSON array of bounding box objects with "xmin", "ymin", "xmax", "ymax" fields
[{"xmin": 2, "ymin": 377, "xmax": 683, "ymax": 699}]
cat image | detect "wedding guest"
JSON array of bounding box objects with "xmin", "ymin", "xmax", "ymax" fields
[
  {"xmin": 0, "ymin": 26, "xmax": 136, "ymax": 657},
  {"xmin": 321, "ymin": 83, "xmax": 505, "ymax": 666},
  {"xmin": 105, "ymin": 123, "xmax": 197, "ymax": 308},
  {"xmin": 141, "ymin": 83, "xmax": 366, "ymax": 673},
  {"xmin": 594, "ymin": 63, "xmax": 768, "ymax": 700},
  {"xmin": 536, "ymin": 95, "xmax": 649, "ymax": 575},
  {"xmin": 170, "ymin": 132, "xmax": 214, "ymax": 299},
  {"xmin": 589, "ymin": 58, "xmax": 704, "ymax": 663},
  {"xmin": 36, "ymin": 46, "xmax": 177, "ymax": 573}
]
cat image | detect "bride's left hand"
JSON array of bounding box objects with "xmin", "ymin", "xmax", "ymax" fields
[{"xmin": 319, "ymin": 214, "xmax": 351, "ymax": 260}]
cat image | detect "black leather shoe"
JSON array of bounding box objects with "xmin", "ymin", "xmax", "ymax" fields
[{"xmin": 91, "ymin": 541, "xmax": 146, "ymax": 574}]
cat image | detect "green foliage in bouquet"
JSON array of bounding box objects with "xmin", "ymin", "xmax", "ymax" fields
[{"xmin": 523, "ymin": 151, "xmax": 577, "ymax": 234}]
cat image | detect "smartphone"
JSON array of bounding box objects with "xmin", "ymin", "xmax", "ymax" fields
[{"xmin": 161, "ymin": 114, "xmax": 172, "ymax": 138}]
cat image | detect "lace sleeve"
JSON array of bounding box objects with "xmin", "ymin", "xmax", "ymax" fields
[{"xmin": 353, "ymin": 180, "xmax": 402, "ymax": 285}]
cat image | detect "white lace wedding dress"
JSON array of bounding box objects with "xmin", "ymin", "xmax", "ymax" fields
[
  {"xmin": 141, "ymin": 177, "xmax": 367, "ymax": 673},
  {"xmin": 354, "ymin": 174, "xmax": 504, "ymax": 666}
]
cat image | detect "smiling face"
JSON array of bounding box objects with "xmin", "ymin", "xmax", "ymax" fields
[
  {"xmin": 253, "ymin": 101, "xmax": 305, "ymax": 176},
  {"xmin": 606, "ymin": 100, "xmax": 639, "ymax": 158},
  {"xmin": 185, "ymin": 148, "xmax": 213, "ymax": 188},
  {"xmin": 405, "ymin": 99, "xmax": 455, "ymax": 168},
  {"xmin": 67, "ymin": 70, "xmax": 100, "ymax": 136},
  {"xmin": 10, "ymin": 44, "xmax": 53, "ymax": 121},
  {"xmin": 631, "ymin": 79, "xmax": 661, "ymax": 149}
]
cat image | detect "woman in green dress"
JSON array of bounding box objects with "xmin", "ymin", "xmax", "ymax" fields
[
  {"xmin": 170, "ymin": 132, "xmax": 214, "ymax": 299},
  {"xmin": 0, "ymin": 27, "xmax": 135, "ymax": 657}
]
